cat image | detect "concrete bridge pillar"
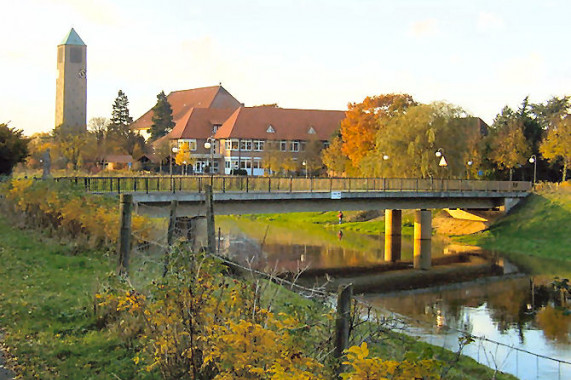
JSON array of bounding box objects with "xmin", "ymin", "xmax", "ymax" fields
[
  {"xmin": 414, "ymin": 209, "xmax": 432, "ymax": 270},
  {"xmin": 175, "ymin": 216, "xmax": 207, "ymax": 252},
  {"xmin": 384, "ymin": 209, "xmax": 402, "ymax": 262}
]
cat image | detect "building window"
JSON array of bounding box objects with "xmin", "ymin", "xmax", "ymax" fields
[
  {"xmin": 322, "ymin": 141, "xmax": 330, "ymax": 149},
  {"xmin": 300, "ymin": 141, "xmax": 307, "ymax": 151},
  {"xmin": 240, "ymin": 161, "xmax": 252, "ymax": 169},
  {"xmin": 280, "ymin": 140, "xmax": 288, "ymax": 152},
  {"xmin": 253, "ymin": 160, "xmax": 262, "ymax": 169},
  {"xmin": 178, "ymin": 139, "xmax": 197, "ymax": 151},
  {"xmin": 212, "ymin": 124, "xmax": 221, "ymax": 134},
  {"xmin": 253, "ymin": 140, "xmax": 265, "ymax": 151},
  {"xmin": 240, "ymin": 139, "xmax": 253, "ymax": 151},
  {"xmin": 266, "ymin": 125, "xmax": 275, "ymax": 133},
  {"xmin": 289, "ymin": 140, "xmax": 300, "ymax": 152},
  {"xmin": 225, "ymin": 139, "xmax": 239, "ymax": 151}
]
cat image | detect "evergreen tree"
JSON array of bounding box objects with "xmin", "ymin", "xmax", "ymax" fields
[
  {"xmin": 150, "ymin": 91, "xmax": 175, "ymax": 140},
  {"xmin": 108, "ymin": 90, "xmax": 133, "ymax": 137},
  {"xmin": 107, "ymin": 90, "xmax": 143, "ymax": 155}
]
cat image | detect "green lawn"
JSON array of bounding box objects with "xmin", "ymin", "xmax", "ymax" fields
[
  {"xmin": 0, "ymin": 217, "xmax": 146, "ymax": 379},
  {"xmin": 454, "ymin": 187, "xmax": 571, "ymax": 277}
]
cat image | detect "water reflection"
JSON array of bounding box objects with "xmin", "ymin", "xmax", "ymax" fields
[
  {"xmin": 217, "ymin": 216, "xmax": 453, "ymax": 272},
  {"xmin": 216, "ymin": 216, "xmax": 571, "ymax": 379},
  {"xmin": 362, "ymin": 278, "xmax": 571, "ymax": 379}
]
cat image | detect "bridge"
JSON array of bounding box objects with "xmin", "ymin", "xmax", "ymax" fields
[
  {"xmin": 60, "ymin": 175, "xmax": 531, "ymax": 215},
  {"xmin": 59, "ymin": 176, "xmax": 532, "ymax": 270}
]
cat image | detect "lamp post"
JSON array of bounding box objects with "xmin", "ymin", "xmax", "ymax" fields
[
  {"xmin": 204, "ymin": 137, "xmax": 216, "ymax": 174},
  {"xmin": 170, "ymin": 146, "xmax": 178, "ymax": 176},
  {"xmin": 302, "ymin": 160, "xmax": 308, "ymax": 178},
  {"xmin": 380, "ymin": 154, "xmax": 389, "ymax": 176},
  {"xmin": 529, "ymin": 154, "xmax": 537, "ymax": 184},
  {"xmin": 435, "ymin": 149, "xmax": 447, "ymax": 178},
  {"xmin": 466, "ymin": 160, "xmax": 473, "ymax": 180}
]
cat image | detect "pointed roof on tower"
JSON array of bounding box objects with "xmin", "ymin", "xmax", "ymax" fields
[{"xmin": 60, "ymin": 28, "xmax": 85, "ymax": 46}]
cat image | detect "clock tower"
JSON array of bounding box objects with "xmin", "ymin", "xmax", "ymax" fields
[{"xmin": 55, "ymin": 28, "xmax": 87, "ymax": 134}]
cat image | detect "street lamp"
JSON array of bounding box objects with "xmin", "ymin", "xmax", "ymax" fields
[
  {"xmin": 466, "ymin": 160, "xmax": 473, "ymax": 180},
  {"xmin": 302, "ymin": 160, "xmax": 308, "ymax": 178},
  {"xmin": 204, "ymin": 137, "xmax": 216, "ymax": 174},
  {"xmin": 435, "ymin": 148, "xmax": 448, "ymax": 179},
  {"xmin": 170, "ymin": 146, "xmax": 178, "ymax": 176},
  {"xmin": 380, "ymin": 153, "xmax": 389, "ymax": 176},
  {"xmin": 529, "ymin": 154, "xmax": 537, "ymax": 184}
]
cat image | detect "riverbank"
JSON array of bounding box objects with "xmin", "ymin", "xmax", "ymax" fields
[
  {"xmin": 0, "ymin": 213, "xmax": 516, "ymax": 379},
  {"xmin": 453, "ymin": 183, "xmax": 571, "ymax": 277}
]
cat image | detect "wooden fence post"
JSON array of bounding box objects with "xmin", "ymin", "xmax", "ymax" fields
[
  {"xmin": 205, "ymin": 184, "xmax": 215, "ymax": 254},
  {"xmin": 334, "ymin": 283, "xmax": 353, "ymax": 374},
  {"xmin": 117, "ymin": 194, "xmax": 133, "ymax": 277},
  {"xmin": 164, "ymin": 200, "xmax": 178, "ymax": 276}
]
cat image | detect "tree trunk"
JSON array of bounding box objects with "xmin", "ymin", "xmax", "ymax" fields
[
  {"xmin": 563, "ymin": 160, "xmax": 568, "ymax": 182},
  {"xmin": 509, "ymin": 168, "xmax": 513, "ymax": 181}
]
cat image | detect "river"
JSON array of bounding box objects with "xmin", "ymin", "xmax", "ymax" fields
[{"xmin": 216, "ymin": 215, "xmax": 571, "ymax": 379}]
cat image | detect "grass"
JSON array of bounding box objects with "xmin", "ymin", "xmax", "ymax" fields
[
  {"xmin": 0, "ymin": 216, "xmax": 145, "ymax": 379},
  {"xmin": 453, "ymin": 186, "xmax": 571, "ymax": 277},
  {"xmin": 0, "ymin": 212, "xmax": 518, "ymax": 379}
]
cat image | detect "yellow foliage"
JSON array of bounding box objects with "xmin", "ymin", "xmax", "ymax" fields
[
  {"xmin": 1, "ymin": 178, "xmax": 158, "ymax": 247},
  {"xmin": 341, "ymin": 342, "xmax": 441, "ymax": 380}
]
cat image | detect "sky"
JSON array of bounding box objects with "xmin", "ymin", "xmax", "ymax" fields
[{"xmin": 1, "ymin": 0, "xmax": 570, "ymax": 136}]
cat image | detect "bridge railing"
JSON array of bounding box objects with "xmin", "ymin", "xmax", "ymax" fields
[{"xmin": 53, "ymin": 176, "xmax": 532, "ymax": 194}]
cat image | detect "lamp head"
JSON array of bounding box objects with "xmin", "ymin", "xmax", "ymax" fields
[
  {"xmin": 467, "ymin": 160, "xmax": 473, "ymax": 166},
  {"xmin": 204, "ymin": 141, "xmax": 211, "ymax": 149},
  {"xmin": 529, "ymin": 157, "xmax": 535, "ymax": 164},
  {"xmin": 435, "ymin": 150, "xmax": 442, "ymax": 158},
  {"xmin": 383, "ymin": 154, "xmax": 389, "ymax": 160},
  {"xmin": 172, "ymin": 147, "xmax": 178, "ymax": 153}
]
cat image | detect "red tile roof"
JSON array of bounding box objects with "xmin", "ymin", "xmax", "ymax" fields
[
  {"xmin": 214, "ymin": 107, "xmax": 345, "ymax": 140},
  {"xmin": 131, "ymin": 85, "xmax": 242, "ymax": 131},
  {"xmin": 104, "ymin": 154, "xmax": 133, "ymax": 164},
  {"xmin": 169, "ymin": 108, "xmax": 238, "ymax": 139}
]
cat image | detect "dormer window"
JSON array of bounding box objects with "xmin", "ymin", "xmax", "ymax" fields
[
  {"xmin": 266, "ymin": 125, "xmax": 275, "ymax": 133},
  {"xmin": 308, "ymin": 126, "xmax": 316, "ymax": 134},
  {"xmin": 212, "ymin": 124, "xmax": 221, "ymax": 134}
]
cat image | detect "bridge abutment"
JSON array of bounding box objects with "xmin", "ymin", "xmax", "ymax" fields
[
  {"xmin": 384, "ymin": 209, "xmax": 402, "ymax": 262},
  {"xmin": 414, "ymin": 209, "xmax": 432, "ymax": 270}
]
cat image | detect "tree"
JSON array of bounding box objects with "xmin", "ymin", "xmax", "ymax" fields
[
  {"xmin": 488, "ymin": 117, "xmax": 531, "ymax": 180},
  {"xmin": 150, "ymin": 91, "xmax": 175, "ymax": 140},
  {"xmin": 299, "ymin": 139, "xmax": 324, "ymax": 176},
  {"xmin": 153, "ymin": 138, "xmax": 172, "ymax": 174},
  {"xmin": 109, "ymin": 90, "xmax": 133, "ymax": 134},
  {"xmin": 370, "ymin": 102, "xmax": 473, "ymax": 178},
  {"xmin": 262, "ymin": 140, "xmax": 283, "ymax": 175},
  {"xmin": 52, "ymin": 126, "xmax": 87, "ymax": 171},
  {"xmin": 107, "ymin": 90, "xmax": 144, "ymax": 155},
  {"xmin": 340, "ymin": 94, "xmax": 416, "ymax": 171},
  {"xmin": 174, "ymin": 142, "xmax": 195, "ymax": 173},
  {"xmin": 321, "ymin": 135, "xmax": 354, "ymax": 176},
  {"xmin": 0, "ymin": 123, "xmax": 29, "ymax": 175},
  {"xmin": 540, "ymin": 114, "xmax": 571, "ymax": 182}
]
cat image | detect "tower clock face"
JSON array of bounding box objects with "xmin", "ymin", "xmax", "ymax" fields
[{"xmin": 78, "ymin": 68, "xmax": 86, "ymax": 78}]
